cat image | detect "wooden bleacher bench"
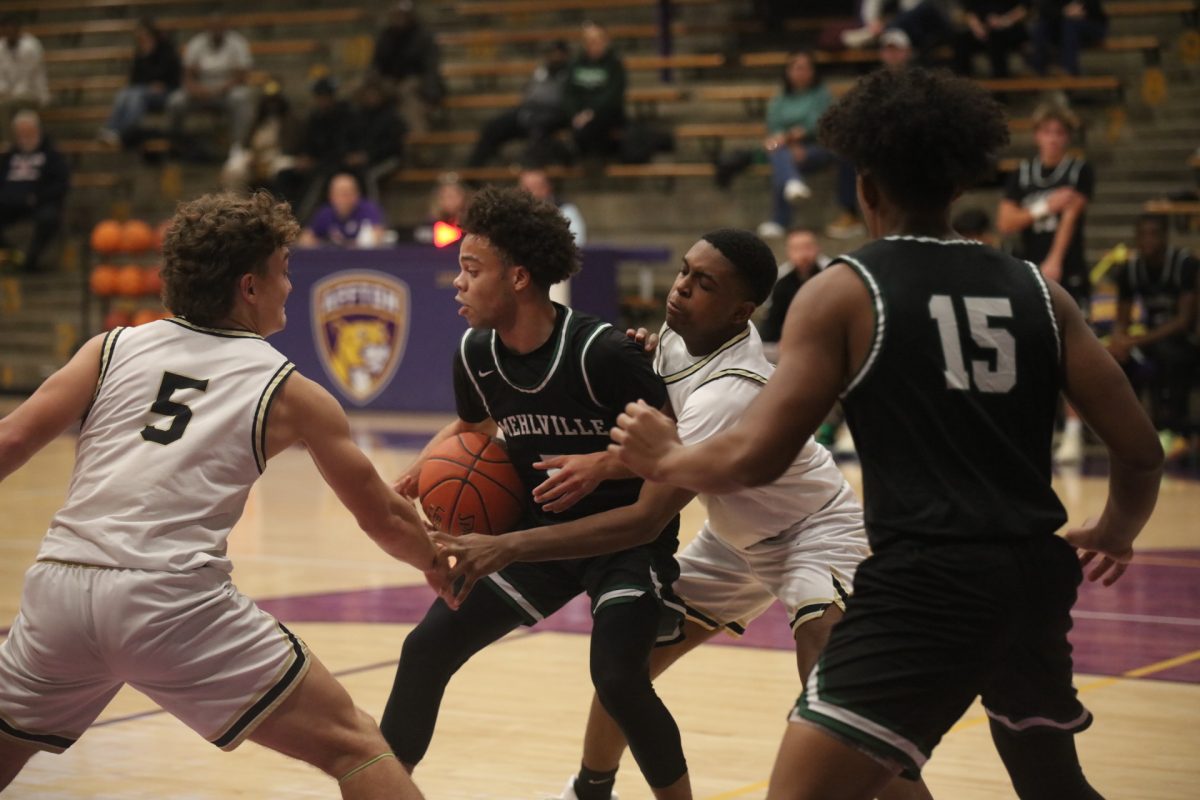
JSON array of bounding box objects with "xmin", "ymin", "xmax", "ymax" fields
[
  {"xmin": 444, "ymin": 53, "xmax": 723, "ymax": 80},
  {"xmin": 1188, "ymin": 154, "xmax": 1200, "ymax": 169},
  {"xmin": 392, "ymin": 165, "xmax": 582, "ymax": 184},
  {"xmin": 72, "ymin": 172, "xmax": 125, "ymax": 190},
  {"xmin": 978, "ymin": 75, "xmax": 1122, "ymax": 95},
  {"xmin": 48, "ymin": 75, "xmax": 127, "ymax": 94},
  {"xmin": 1106, "ymin": 1, "xmax": 1197, "ymax": 18},
  {"xmin": 1144, "ymin": 200, "xmax": 1200, "ymax": 215},
  {"xmin": 407, "ymin": 131, "xmax": 480, "ymax": 147},
  {"xmin": 456, "ymin": 0, "xmax": 714, "ymax": 16},
  {"xmin": 438, "ymin": 22, "xmax": 686, "ymax": 48},
  {"xmin": 29, "ymin": 9, "xmax": 369, "ymax": 40},
  {"xmin": 42, "ymin": 106, "xmax": 110, "ymax": 123},
  {"xmin": 1, "ymin": 0, "xmax": 194, "ymax": 13},
  {"xmin": 45, "ymin": 39, "xmax": 326, "ymax": 66}
]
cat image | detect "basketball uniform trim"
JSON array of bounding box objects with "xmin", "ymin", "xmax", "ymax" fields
[
  {"xmin": 459, "ymin": 330, "xmax": 493, "ymax": 418},
  {"xmin": 490, "ymin": 307, "xmax": 574, "ymax": 393},
  {"xmin": 1023, "ymin": 260, "xmax": 1062, "ymax": 360},
  {"xmin": 697, "ymin": 368, "xmax": 768, "ymax": 388},
  {"xmin": 82, "ymin": 326, "xmax": 126, "ymax": 423},
  {"xmin": 483, "ymin": 573, "xmax": 546, "ymax": 624},
  {"xmin": 251, "ymin": 361, "xmax": 297, "ymax": 473},
  {"xmin": 985, "ymin": 706, "xmax": 1093, "ymax": 734},
  {"xmin": 579, "ymin": 321, "xmax": 614, "ymax": 408},
  {"xmin": 836, "ymin": 256, "xmax": 885, "ymax": 398},
  {"xmin": 660, "ymin": 326, "xmax": 751, "ymax": 385},
  {"xmin": 882, "ymin": 235, "xmax": 981, "ymax": 246},
  {"xmin": 0, "ymin": 711, "xmax": 76, "ymax": 753},
  {"xmin": 166, "ymin": 317, "xmax": 265, "ymax": 340},
  {"xmin": 209, "ymin": 622, "xmax": 309, "ymax": 750}
]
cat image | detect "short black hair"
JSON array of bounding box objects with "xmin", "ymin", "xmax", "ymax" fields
[
  {"xmin": 1135, "ymin": 213, "xmax": 1168, "ymax": 234},
  {"xmin": 462, "ymin": 185, "xmax": 581, "ymax": 288},
  {"xmin": 952, "ymin": 208, "xmax": 991, "ymax": 238},
  {"xmin": 700, "ymin": 228, "xmax": 778, "ymax": 305},
  {"xmin": 819, "ymin": 68, "xmax": 1009, "ymax": 211}
]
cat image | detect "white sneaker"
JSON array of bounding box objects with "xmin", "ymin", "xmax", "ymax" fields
[
  {"xmin": 547, "ymin": 775, "xmax": 618, "ymax": 800},
  {"xmin": 757, "ymin": 221, "xmax": 785, "ymax": 238},
  {"xmin": 1053, "ymin": 430, "xmax": 1083, "ymax": 464},
  {"xmin": 784, "ymin": 178, "xmax": 811, "ymax": 202},
  {"xmin": 841, "ymin": 26, "xmax": 877, "ymax": 49}
]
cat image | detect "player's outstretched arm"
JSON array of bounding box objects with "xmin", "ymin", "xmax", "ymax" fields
[
  {"xmin": 1050, "ymin": 281, "xmax": 1164, "ymax": 585},
  {"xmin": 0, "ymin": 333, "xmax": 104, "ymax": 482},
  {"xmin": 268, "ymin": 373, "xmax": 442, "ymax": 575},
  {"xmin": 394, "ymin": 416, "xmax": 498, "ymax": 498},
  {"xmin": 611, "ymin": 266, "xmax": 862, "ymax": 494}
]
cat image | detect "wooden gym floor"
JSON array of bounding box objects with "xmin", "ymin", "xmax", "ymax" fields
[{"xmin": 1, "ymin": 411, "xmax": 1198, "ymax": 799}]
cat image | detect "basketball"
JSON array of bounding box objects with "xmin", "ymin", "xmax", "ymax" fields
[
  {"xmin": 418, "ymin": 432, "xmax": 525, "ymax": 536},
  {"xmin": 120, "ymin": 220, "xmax": 155, "ymax": 253},
  {"xmin": 142, "ymin": 265, "xmax": 163, "ymax": 296},
  {"xmin": 90, "ymin": 220, "xmax": 122, "ymax": 254},
  {"xmin": 89, "ymin": 265, "xmax": 119, "ymax": 296},
  {"xmin": 116, "ymin": 265, "xmax": 145, "ymax": 297}
]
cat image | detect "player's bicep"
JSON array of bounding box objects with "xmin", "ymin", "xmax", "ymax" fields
[{"xmin": 1052, "ymin": 283, "xmax": 1160, "ymax": 469}]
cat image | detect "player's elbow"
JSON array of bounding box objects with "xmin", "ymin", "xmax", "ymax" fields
[
  {"xmin": 733, "ymin": 447, "xmax": 790, "ymax": 489},
  {"xmin": 1114, "ymin": 434, "xmax": 1165, "ymax": 475}
]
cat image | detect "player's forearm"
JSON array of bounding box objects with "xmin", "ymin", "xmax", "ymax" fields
[
  {"xmin": 1045, "ymin": 206, "xmax": 1081, "ymax": 265},
  {"xmin": 506, "ymin": 506, "xmax": 668, "ymax": 562},
  {"xmin": 657, "ymin": 431, "xmax": 780, "ymax": 494},
  {"xmin": 1130, "ymin": 317, "xmax": 1189, "ymax": 348},
  {"xmin": 1096, "ymin": 449, "xmax": 1163, "ymax": 550},
  {"xmin": 996, "ymin": 202, "xmax": 1032, "ymax": 234},
  {"xmin": 362, "ymin": 489, "xmax": 440, "ymax": 569}
]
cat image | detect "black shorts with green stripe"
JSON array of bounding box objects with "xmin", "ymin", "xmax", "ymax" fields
[
  {"xmin": 789, "ymin": 533, "xmax": 1091, "ymax": 780},
  {"xmin": 483, "ymin": 527, "xmax": 683, "ymax": 643}
]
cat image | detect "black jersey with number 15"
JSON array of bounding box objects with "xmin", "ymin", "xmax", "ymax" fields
[{"xmin": 836, "ymin": 236, "xmax": 1068, "ymax": 549}]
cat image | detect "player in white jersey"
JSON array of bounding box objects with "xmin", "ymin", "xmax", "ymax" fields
[
  {"xmin": 0, "ymin": 191, "xmax": 444, "ymax": 799},
  {"xmin": 433, "ymin": 230, "xmax": 931, "ymax": 800}
]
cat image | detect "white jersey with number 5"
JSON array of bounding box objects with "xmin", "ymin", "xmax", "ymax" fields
[
  {"xmin": 654, "ymin": 323, "xmax": 848, "ymax": 551},
  {"xmin": 38, "ymin": 318, "xmax": 295, "ymax": 573}
]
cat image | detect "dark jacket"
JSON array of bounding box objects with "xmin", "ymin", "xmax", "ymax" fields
[
  {"xmin": 350, "ymin": 103, "xmax": 407, "ymax": 165},
  {"xmin": 298, "ymin": 101, "xmax": 354, "ymax": 164},
  {"xmin": 370, "ymin": 23, "xmax": 445, "ymax": 104},
  {"xmin": 129, "ymin": 38, "xmax": 182, "ymax": 89},
  {"xmin": 0, "ymin": 135, "xmax": 70, "ymax": 207},
  {"xmin": 563, "ymin": 49, "xmax": 626, "ymax": 118}
]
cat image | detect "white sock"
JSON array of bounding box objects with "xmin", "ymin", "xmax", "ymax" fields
[{"xmin": 1064, "ymin": 418, "xmax": 1082, "ymax": 438}]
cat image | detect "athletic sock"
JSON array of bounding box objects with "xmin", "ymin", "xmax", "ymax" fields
[{"xmin": 574, "ymin": 766, "xmax": 618, "ymax": 800}]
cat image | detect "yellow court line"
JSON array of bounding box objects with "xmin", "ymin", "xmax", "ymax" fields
[{"xmin": 701, "ymin": 649, "xmax": 1200, "ymax": 800}]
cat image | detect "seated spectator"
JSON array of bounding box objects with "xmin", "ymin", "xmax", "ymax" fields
[
  {"xmin": 878, "ymin": 27, "xmax": 916, "ymax": 69},
  {"xmin": 274, "ymin": 76, "xmax": 354, "ymax": 219},
  {"xmin": 953, "ymin": 1, "xmax": 1029, "ymax": 78},
  {"xmin": 166, "ymin": 14, "xmax": 255, "ymax": 158},
  {"xmin": 842, "ymin": 0, "xmax": 952, "ymax": 56},
  {"xmin": 1031, "ymin": 0, "xmax": 1107, "ymax": 76},
  {"xmin": 220, "ymin": 81, "xmax": 295, "ymax": 193},
  {"xmin": 411, "ymin": 173, "xmax": 470, "ymax": 244},
  {"xmin": 467, "ymin": 40, "xmax": 572, "ymax": 168},
  {"xmin": 0, "ymin": 16, "xmax": 49, "ymax": 129},
  {"xmin": 345, "ymin": 78, "xmax": 407, "ymax": 204},
  {"xmin": 565, "ymin": 22, "xmax": 626, "ymax": 161},
  {"xmin": 0, "ymin": 110, "xmax": 67, "ymax": 272},
  {"xmin": 369, "ymin": 0, "xmax": 444, "ymax": 135},
  {"xmin": 952, "ymin": 206, "xmax": 998, "ymax": 246},
  {"xmin": 98, "ymin": 17, "xmax": 181, "ymax": 147},
  {"xmin": 517, "ymin": 167, "xmax": 585, "ymax": 245},
  {"xmin": 299, "ymin": 173, "xmax": 386, "ymax": 248},
  {"xmin": 757, "ymin": 227, "xmax": 830, "ymax": 344},
  {"xmin": 1109, "ymin": 214, "xmax": 1198, "ymax": 459}
]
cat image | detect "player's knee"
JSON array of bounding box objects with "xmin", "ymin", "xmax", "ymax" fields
[
  {"xmin": 590, "ymin": 658, "xmax": 649, "ymax": 717},
  {"xmin": 398, "ymin": 619, "xmax": 459, "ymax": 679},
  {"xmin": 308, "ymin": 706, "xmax": 390, "ymax": 778}
]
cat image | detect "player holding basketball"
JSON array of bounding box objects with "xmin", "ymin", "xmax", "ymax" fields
[
  {"xmin": 610, "ymin": 68, "xmax": 1163, "ymax": 800},
  {"xmin": 381, "ymin": 186, "xmax": 693, "ymax": 800},
  {"xmin": 434, "ymin": 228, "xmax": 931, "ymax": 800},
  {"xmin": 0, "ymin": 192, "xmax": 442, "ymax": 799}
]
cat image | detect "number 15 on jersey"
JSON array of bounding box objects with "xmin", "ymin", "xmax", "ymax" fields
[{"xmin": 928, "ymin": 295, "xmax": 1016, "ymax": 394}]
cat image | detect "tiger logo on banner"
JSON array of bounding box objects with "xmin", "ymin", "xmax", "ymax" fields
[{"xmin": 312, "ymin": 271, "xmax": 410, "ymax": 406}]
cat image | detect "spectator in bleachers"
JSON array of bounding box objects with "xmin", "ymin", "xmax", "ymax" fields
[
  {"xmin": 518, "ymin": 167, "xmax": 586, "ymax": 245},
  {"xmin": 565, "ymin": 22, "xmax": 626, "ymax": 161},
  {"xmin": 998, "ymin": 101, "xmax": 1093, "ymax": 462},
  {"xmin": 952, "ymin": 206, "xmax": 999, "ymax": 246},
  {"xmin": 0, "ymin": 110, "xmax": 67, "ymax": 272},
  {"xmin": 757, "ymin": 227, "xmax": 829, "ymax": 344},
  {"xmin": 842, "ymin": 0, "xmax": 953, "ymax": 57},
  {"xmin": 952, "ymin": 1, "xmax": 1029, "ymax": 78},
  {"xmin": 219, "ymin": 80, "xmax": 296, "ymax": 193},
  {"xmin": 274, "ymin": 76, "xmax": 354, "ymax": 219},
  {"xmin": 345, "ymin": 78, "xmax": 407, "ymax": 204},
  {"xmin": 166, "ymin": 14, "xmax": 256, "ymax": 158},
  {"xmin": 0, "ymin": 16, "xmax": 49, "ymax": 129},
  {"xmin": 878, "ymin": 27, "xmax": 916, "ymax": 69},
  {"xmin": 1030, "ymin": 0, "xmax": 1108, "ymax": 76},
  {"xmin": 98, "ymin": 18, "xmax": 182, "ymax": 147},
  {"xmin": 299, "ymin": 172, "xmax": 386, "ymax": 248},
  {"xmin": 369, "ymin": 0, "xmax": 444, "ymax": 136},
  {"xmin": 467, "ymin": 40, "xmax": 572, "ymax": 168},
  {"xmin": 1109, "ymin": 214, "xmax": 1199, "ymax": 459},
  {"xmin": 411, "ymin": 172, "xmax": 470, "ymax": 244}
]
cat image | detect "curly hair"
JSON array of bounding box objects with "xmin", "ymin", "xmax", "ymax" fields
[
  {"xmin": 462, "ymin": 185, "xmax": 581, "ymax": 288},
  {"xmin": 818, "ymin": 68, "xmax": 1009, "ymax": 211},
  {"xmin": 161, "ymin": 191, "xmax": 300, "ymax": 326},
  {"xmin": 700, "ymin": 228, "xmax": 778, "ymax": 305}
]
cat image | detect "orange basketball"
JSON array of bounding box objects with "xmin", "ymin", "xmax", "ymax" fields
[
  {"xmin": 120, "ymin": 220, "xmax": 155, "ymax": 253},
  {"xmin": 116, "ymin": 265, "xmax": 145, "ymax": 297},
  {"xmin": 89, "ymin": 265, "xmax": 119, "ymax": 296},
  {"xmin": 103, "ymin": 308, "xmax": 132, "ymax": 330},
  {"xmin": 131, "ymin": 308, "xmax": 160, "ymax": 326},
  {"xmin": 142, "ymin": 265, "xmax": 163, "ymax": 296},
  {"xmin": 419, "ymin": 433, "xmax": 525, "ymax": 535},
  {"xmin": 91, "ymin": 220, "xmax": 122, "ymax": 254}
]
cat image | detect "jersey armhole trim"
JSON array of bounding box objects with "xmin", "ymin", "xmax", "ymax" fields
[
  {"xmin": 81, "ymin": 326, "xmax": 126, "ymax": 424},
  {"xmin": 698, "ymin": 368, "xmax": 769, "ymax": 389},
  {"xmin": 252, "ymin": 361, "xmax": 297, "ymax": 473},
  {"xmin": 661, "ymin": 325, "xmax": 751, "ymax": 385},
  {"xmin": 1023, "ymin": 260, "xmax": 1062, "ymax": 362},
  {"xmin": 837, "ymin": 256, "xmax": 884, "ymax": 399},
  {"xmin": 460, "ymin": 329, "xmax": 493, "ymax": 419},
  {"xmin": 579, "ymin": 321, "xmax": 614, "ymax": 408}
]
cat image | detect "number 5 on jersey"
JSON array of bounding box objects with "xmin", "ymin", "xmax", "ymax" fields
[
  {"xmin": 141, "ymin": 371, "xmax": 210, "ymax": 445},
  {"xmin": 928, "ymin": 295, "xmax": 1016, "ymax": 394}
]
